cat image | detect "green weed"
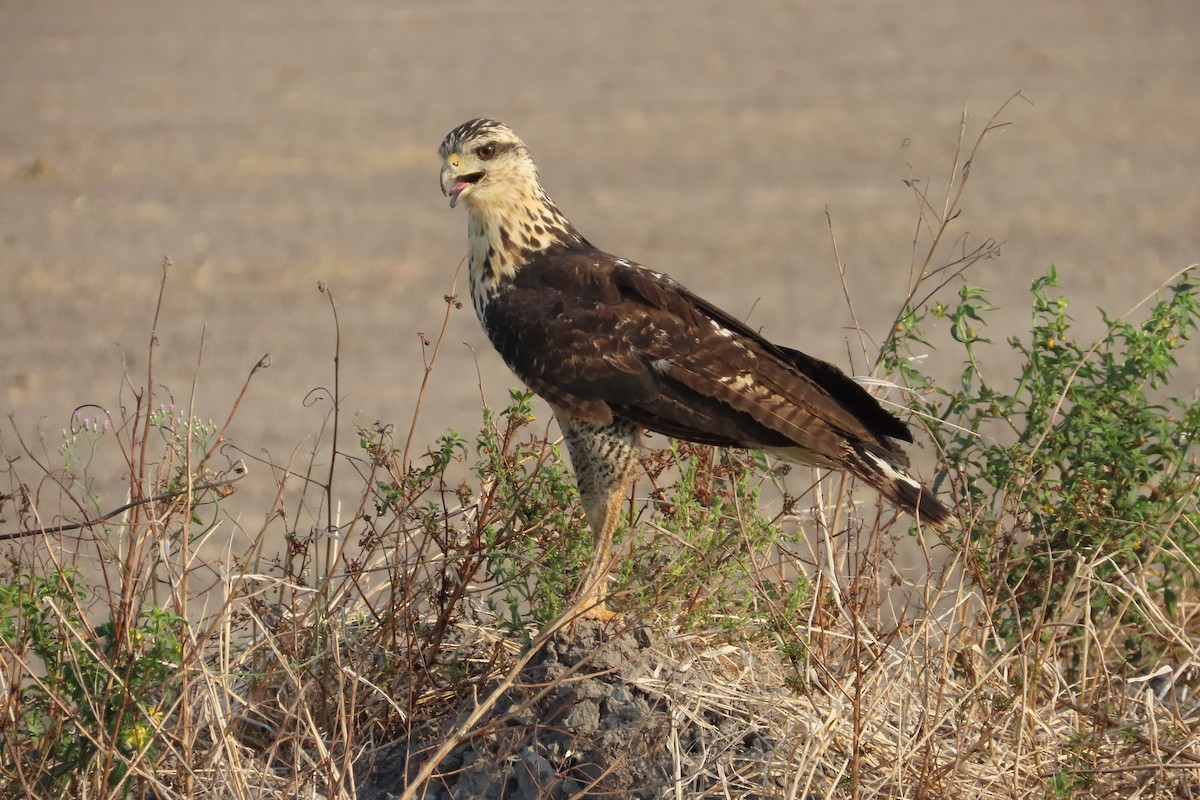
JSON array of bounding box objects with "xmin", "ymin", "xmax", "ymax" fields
[{"xmin": 886, "ymin": 266, "xmax": 1199, "ymax": 657}]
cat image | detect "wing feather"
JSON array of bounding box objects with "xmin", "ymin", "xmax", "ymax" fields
[
  {"xmin": 482, "ymin": 245, "xmax": 911, "ymax": 466},
  {"xmin": 612, "ymin": 263, "xmax": 912, "ymax": 444}
]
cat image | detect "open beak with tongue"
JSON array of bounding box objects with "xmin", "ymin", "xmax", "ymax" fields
[{"xmin": 440, "ymin": 160, "xmax": 484, "ymax": 209}]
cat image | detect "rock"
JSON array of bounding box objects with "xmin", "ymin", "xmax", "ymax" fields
[
  {"xmin": 563, "ymin": 698, "xmax": 601, "ymax": 733},
  {"xmin": 515, "ymin": 747, "xmax": 560, "ymax": 799}
]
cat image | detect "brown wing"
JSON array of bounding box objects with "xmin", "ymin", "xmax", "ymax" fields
[{"xmin": 481, "ymin": 245, "xmax": 911, "ymax": 464}]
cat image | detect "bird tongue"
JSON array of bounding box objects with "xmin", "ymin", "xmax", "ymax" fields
[
  {"xmin": 449, "ymin": 180, "xmax": 468, "ymax": 208},
  {"xmin": 448, "ymin": 173, "xmax": 483, "ymax": 209}
]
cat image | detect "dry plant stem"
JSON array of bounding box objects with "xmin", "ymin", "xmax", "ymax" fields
[
  {"xmin": 101, "ymin": 259, "xmax": 171, "ymax": 712},
  {"xmin": 203, "ymin": 353, "xmax": 271, "ymax": 464},
  {"xmin": 873, "ymin": 92, "xmax": 1029, "ymax": 372},
  {"xmin": 75, "ymin": 263, "xmax": 170, "ymax": 789},
  {"xmin": 318, "ymin": 282, "xmax": 344, "ymax": 597},
  {"xmin": 0, "ymin": 470, "xmax": 247, "ymax": 542},
  {"xmin": 825, "ymin": 206, "xmax": 869, "ymax": 373},
  {"xmin": 850, "ymin": 571, "xmax": 863, "ymax": 800},
  {"xmin": 282, "ymin": 402, "xmax": 334, "ymax": 610},
  {"xmin": 1099, "ymin": 481, "xmax": 1200, "ymax": 655},
  {"xmin": 399, "ymin": 264, "xmax": 463, "ymax": 472},
  {"xmin": 403, "ymin": 404, "xmax": 533, "ymax": 701},
  {"xmin": 816, "ymin": 95, "xmax": 1026, "ymax": 791},
  {"xmin": 174, "ymin": 323, "xmax": 205, "ymax": 800},
  {"xmin": 3, "ymin": 411, "xmax": 111, "ymax": 534},
  {"xmin": 318, "ymin": 283, "xmax": 341, "ymax": 538},
  {"xmin": 132, "ymin": 258, "xmax": 170, "ymax": 514}
]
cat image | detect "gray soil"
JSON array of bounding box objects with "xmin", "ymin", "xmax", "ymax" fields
[{"xmin": 361, "ymin": 622, "xmax": 780, "ymax": 800}]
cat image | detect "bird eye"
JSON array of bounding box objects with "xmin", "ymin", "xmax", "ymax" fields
[{"xmin": 477, "ymin": 143, "xmax": 497, "ymax": 161}]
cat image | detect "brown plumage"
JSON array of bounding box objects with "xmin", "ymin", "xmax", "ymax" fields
[{"xmin": 438, "ymin": 118, "xmax": 951, "ymax": 617}]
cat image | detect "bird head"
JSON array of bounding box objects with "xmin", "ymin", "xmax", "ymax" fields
[{"xmin": 438, "ymin": 118, "xmax": 538, "ymax": 211}]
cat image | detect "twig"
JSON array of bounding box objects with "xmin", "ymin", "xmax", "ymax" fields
[
  {"xmin": 204, "ymin": 354, "xmax": 271, "ymax": 463},
  {"xmin": 134, "ymin": 258, "xmax": 171, "ymax": 507},
  {"xmin": 400, "ymin": 262, "xmax": 464, "ymax": 471},
  {"xmin": 874, "ymin": 91, "xmax": 1030, "ymax": 372},
  {"xmin": 0, "ymin": 465, "xmax": 247, "ymax": 542},
  {"xmin": 317, "ymin": 282, "xmax": 341, "ymax": 538},
  {"xmin": 826, "ymin": 206, "xmax": 869, "ymax": 373}
]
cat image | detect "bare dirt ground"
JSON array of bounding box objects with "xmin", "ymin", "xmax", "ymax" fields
[{"xmin": 1, "ymin": 1, "xmax": 1197, "ymax": 525}]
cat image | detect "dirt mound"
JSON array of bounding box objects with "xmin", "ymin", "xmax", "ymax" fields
[{"xmin": 365, "ymin": 621, "xmax": 790, "ymax": 799}]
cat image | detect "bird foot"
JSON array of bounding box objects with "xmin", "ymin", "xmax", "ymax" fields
[{"xmin": 571, "ymin": 595, "xmax": 624, "ymax": 623}]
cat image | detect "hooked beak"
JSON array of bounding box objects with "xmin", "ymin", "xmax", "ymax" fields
[{"xmin": 440, "ymin": 162, "xmax": 484, "ymax": 209}]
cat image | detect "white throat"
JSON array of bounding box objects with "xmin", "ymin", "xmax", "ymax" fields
[{"xmin": 463, "ymin": 186, "xmax": 584, "ymax": 321}]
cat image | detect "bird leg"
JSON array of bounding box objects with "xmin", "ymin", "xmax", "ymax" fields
[
  {"xmin": 574, "ymin": 469, "xmax": 633, "ymax": 620},
  {"xmin": 553, "ymin": 410, "xmax": 640, "ymax": 620}
]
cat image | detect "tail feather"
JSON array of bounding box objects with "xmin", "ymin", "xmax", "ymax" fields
[{"xmin": 844, "ymin": 445, "xmax": 952, "ymax": 530}]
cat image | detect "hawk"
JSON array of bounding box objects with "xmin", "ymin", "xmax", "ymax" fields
[{"xmin": 438, "ymin": 118, "xmax": 951, "ymax": 617}]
